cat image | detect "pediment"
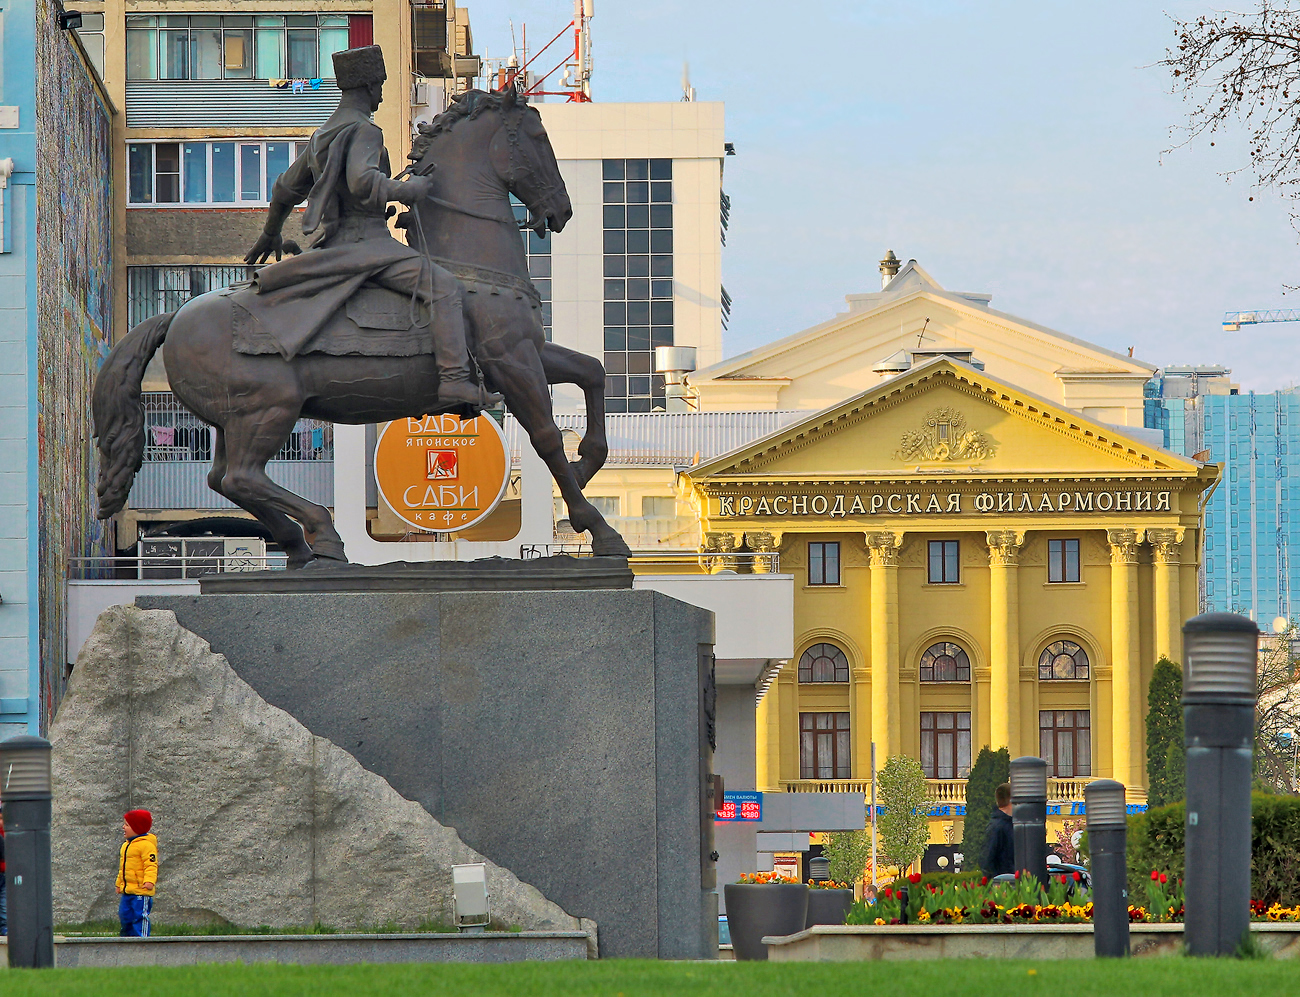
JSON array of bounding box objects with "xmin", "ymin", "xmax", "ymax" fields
[{"xmin": 691, "ymin": 359, "xmax": 1201, "ymax": 480}]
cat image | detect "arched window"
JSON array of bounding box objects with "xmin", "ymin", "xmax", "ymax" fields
[
  {"xmin": 798, "ymin": 642, "xmax": 849, "ymax": 683},
  {"xmin": 919, "ymin": 641, "xmax": 971, "ymax": 683},
  {"xmin": 1039, "ymin": 640, "xmax": 1090, "ymax": 681}
]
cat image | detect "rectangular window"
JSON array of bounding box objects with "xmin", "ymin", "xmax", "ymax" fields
[
  {"xmin": 799, "ymin": 712, "xmax": 850, "ymax": 780},
  {"xmin": 602, "ymin": 158, "xmax": 672, "ymax": 411},
  {"xmin": 211, "ymin": 143, "xmax": 236, "ymax": 202},
  {"xmin": 124, "ymin": 15, "xmax": 358, "ymax": 80},
  {"xmin": 920, "ymin": 712, "xmax": 972, "ymax": 780},
  {"xmin": 182, "ymin": 143, "xmax": 207, "ymax": 202},
  {"xmin": 1048, "ymin": 539, "xmax": 1080, "ymax": 583},
  {"xmin": 128, "ymin": 143, "xmax": 153, "ymax": 203},
  {"xmin": 240, "ymin": 144, "xmax": 262, "ymax": 200},
  {"xmin": 928, "ymin": 539, "xmax": 959, "ymax": 584},
  {"xmin": 642, "ymin": 496, "xmax": 676, "ymax": 518},
  {"xmin": 1039, "ymin": 710, "xmax": 1091, "ymax": 778},
  {"xmin": 808, "ymin": 542, "xmax": 840, "ymax": 586},
  {"xmin": 126, "ymin": 22, "xmax": 158, "ymax": 79},
  {"xmin": 265, "ymin": 142, "xmax": 291, "ymax": 194},
  {"xmin": 154, "ymin": 143, "xmax": 180, "ymax": 202}
]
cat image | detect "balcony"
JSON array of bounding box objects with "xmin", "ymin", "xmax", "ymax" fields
[{"xmin": 779, "ymin": 777, "xmax": 1100, "ymax": 810}]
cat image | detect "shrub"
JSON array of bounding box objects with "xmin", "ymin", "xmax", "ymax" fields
[
  {"xmin": 1125, "ymin": 793, "xmax": 1300, "ymax": 904},
  {"xmin": 959, "ymin": 746, "xmax": 1009, "ymax": 873},
  {"xmin": 1145, "ymin": 658, "xmax": 1183, "ymax": 806}
]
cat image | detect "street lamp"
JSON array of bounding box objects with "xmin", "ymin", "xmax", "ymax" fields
[
  {"xmin": 0, "ymin": 736, "xmax": 53, "ymax": 968},
  {"xmin": 1084, "ymin": 779, "xmax": 1129, "ymax": 957},
  {"xmin": 1181, "ymin": 612, "xmax": 1257, "ymax": 957},
  {"xmin": 1009, "ymin": 756, "xmax": 1048, "ymax": 887}
]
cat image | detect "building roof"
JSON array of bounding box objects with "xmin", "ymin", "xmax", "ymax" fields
[
  {"xmin": 693, "ymin": 260, "xmax": 1155, "ymax": 384},
  {"xmin": 502, "ymin": 411, "xmax": 805, "ymax": 467},
  {"xmin": 688, "ymin": 355, "xmax": 1206, "ymax": 480}
]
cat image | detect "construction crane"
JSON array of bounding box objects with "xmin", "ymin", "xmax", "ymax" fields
[{"xmin": 1222, "ymin": 309, "xmax": 1300, "ymax": 332}]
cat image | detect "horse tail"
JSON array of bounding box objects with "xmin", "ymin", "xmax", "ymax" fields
[{"xmin": 93, "ymin": 311, "xmax": 175, "ymax": 518}]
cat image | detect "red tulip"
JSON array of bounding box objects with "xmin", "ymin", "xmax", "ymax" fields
[
  {"xmin": 1159, "ymin": 873, "xmax": 1167, "ymax": 884},
  {"xmin": 884, "ymin": 888, "xmax": 893, "ymax": 899},
  {"xmin": 1072, "ymin": 872, "xmax": 1081, "ymax": 882},
  {"xmin": 908, "ymin": 873, "xmax": 922, "ymax": 884},
  {"xmin": 1014, "ymin": 870, "xmax": 1021, "ymax": 879},
  {"xmin": 980, "ymin": 876, "xmax": 989, "ymax": 886},
  {"xmin": 1151, "ymin": 870, "xmax": 1159, "ymax": 881}
]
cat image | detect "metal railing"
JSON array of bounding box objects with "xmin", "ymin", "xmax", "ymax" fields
[
  {"xmin": 778, "ymin": 777, "xmax": 1099, "ymax": 805},
  {"xmin": 520, "ymin": 545, "xmax": 781, "ymax": 572},
  {"xmin": 140, "ymin": 393, "xmax": 333, "ymax": 463},
  {"xmin": 68, "ymin": 553, "xmax": 287, "ymax": 580},
  {"xmin": 128, "ymin": 265, "xmax": 255, "ymax": 328}
]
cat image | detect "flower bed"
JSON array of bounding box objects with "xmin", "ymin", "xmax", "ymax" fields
[{"xmin": 849, "ymin": 871, "xmax": 1300, "ymax": 927}]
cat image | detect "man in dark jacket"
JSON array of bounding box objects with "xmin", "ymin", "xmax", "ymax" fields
[{"xmin": 982, "ymin": 782, "xmax": 1015, "ymax": 876}]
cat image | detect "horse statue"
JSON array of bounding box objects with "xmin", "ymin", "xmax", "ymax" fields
[{"xmin": 92, "ymin": 86, "xmax": 628, "ymax": 568}]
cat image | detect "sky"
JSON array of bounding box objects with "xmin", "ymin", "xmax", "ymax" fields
[{"xmin": 475, "ymin": 1, "xmax": 1300, "ymax": 391}]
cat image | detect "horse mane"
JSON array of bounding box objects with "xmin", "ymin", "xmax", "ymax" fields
[{"xmin": 412, "ymin": 89, "xmax": 529, "ymax": 161}]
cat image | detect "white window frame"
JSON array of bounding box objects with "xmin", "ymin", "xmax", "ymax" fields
[{"xmin": 127, "ymin": 139, "xmax": 309, "ymax": 207}]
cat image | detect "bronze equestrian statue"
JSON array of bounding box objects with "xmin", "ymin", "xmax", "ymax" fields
[{"xmin": 92, "ymin": 45, "xmax": 628, "ymax": 567}]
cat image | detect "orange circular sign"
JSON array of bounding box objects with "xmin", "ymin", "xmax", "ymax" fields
[{"xmin": 374, "ymin": 413, "xmax": 511, "ymax": 532}]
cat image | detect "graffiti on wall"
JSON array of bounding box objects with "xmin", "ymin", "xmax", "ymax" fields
[{"xmin": 34, "ymin": 0, "xmax": 114, "ymax": 730}]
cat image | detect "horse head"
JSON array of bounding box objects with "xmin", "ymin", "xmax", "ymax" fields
[{"xmin": 408, "ymin": 88, "xmax": 572, "ymax": 236}]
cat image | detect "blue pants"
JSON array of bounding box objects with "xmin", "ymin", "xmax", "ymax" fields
[{"xmin": 119, "ymin": 894, "xmax": 153, "ymax": 937}]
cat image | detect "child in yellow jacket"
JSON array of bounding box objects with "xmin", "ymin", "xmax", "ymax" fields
[{"xmin": 116, "ymin": 809, "xmax": 157, "ymax": 937}]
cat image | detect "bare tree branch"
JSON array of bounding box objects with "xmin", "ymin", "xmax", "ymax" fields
[{"xmin": 1163, "ymin": 3, "xmax": 1300, "ymax": 229}]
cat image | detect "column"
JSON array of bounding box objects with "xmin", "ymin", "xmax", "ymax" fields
[
  {"xmin": 746, "ymin": 530, "xmax": 778, "ymax": 574},
  {"xmin": 701, "ymin": 530, "xmax": 738, "ymax": 573},
  {"xmin": 986, "ymin": 530, "xmax": 1024, "ymax": 753},
  {"xmin": 1149, "ymin": 528, "xmax": 1184, "ymax": 664},
  {"xmin": 867, "ymin": 532, "xmax": 901, "ymax": 760},
  {"xmin": 1108, "ymin": 528, "xmax": 1144, "ymax": 789}
]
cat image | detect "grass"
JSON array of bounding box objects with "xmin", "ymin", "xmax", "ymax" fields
[{"xmin": 0, "ymin": 958, "xmax": 1295, "ymax": 997}]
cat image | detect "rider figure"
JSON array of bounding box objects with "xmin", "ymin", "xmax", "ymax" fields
[{"xmin": 245, "ymin": 44, "xmax": 498, "ymax": 412}]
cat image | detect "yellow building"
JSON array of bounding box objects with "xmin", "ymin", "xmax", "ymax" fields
[
  {"xmin": 682, "ymin": 354, "xmax": 1213, "ymax": 805},
  {"xmin": 585, "ymin": 257, "xmax": 1218, "ymax": 836}
]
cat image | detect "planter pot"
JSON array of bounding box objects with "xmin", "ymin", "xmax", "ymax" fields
[
  {"xmin": 723, "ymin": 883, "xmax": 809, "ymax": 960},
  {"xmin": 806, "ymin": 889, "xmax": 855, "ymax": 928}
]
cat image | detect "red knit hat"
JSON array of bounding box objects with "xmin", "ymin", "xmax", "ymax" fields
[{"xmin": 124, "ymin": 809, "xmax": 152, "ymax": 835}]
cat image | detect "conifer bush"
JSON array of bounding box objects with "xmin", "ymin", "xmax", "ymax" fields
[{"xmin": 959, "ymin": 746, "xmax": 1009, "ymax": 873}]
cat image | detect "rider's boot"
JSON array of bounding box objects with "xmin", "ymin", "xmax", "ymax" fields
[{"xmin": 434, "ymin": 292, "xmax": 502, "ymax": 413}]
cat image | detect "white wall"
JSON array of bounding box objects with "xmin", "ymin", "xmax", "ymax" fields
[
  {"xmin": 632, "ymin": 573, "xmax": 794, "ymax": 663},
  {"xmin": 66, "ymin": 579, "xmax": 201, "ymax": 666}
]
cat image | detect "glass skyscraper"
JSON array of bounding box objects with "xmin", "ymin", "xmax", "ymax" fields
[{"xmin": 1146, "ymin": 367, "xmax": 1300, "ymax": 624}]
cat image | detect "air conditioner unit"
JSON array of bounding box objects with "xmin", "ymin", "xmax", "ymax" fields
[
  {"xmin": 139, "ymin": 536, "xmax": 267, "ymax": 577},
  {"xmin": 452, "ymin": 55, "xmax": 481, "ymax": 79}
]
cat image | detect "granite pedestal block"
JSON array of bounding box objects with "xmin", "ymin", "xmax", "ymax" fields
[{"xmin": 137, "ymin": 586, "xmax": 718, "ymax": 959}]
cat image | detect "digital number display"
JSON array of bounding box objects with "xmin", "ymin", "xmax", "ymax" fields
[{"xmin": 716, "ymin": 791, "xmax": 762, "ymax": 822}]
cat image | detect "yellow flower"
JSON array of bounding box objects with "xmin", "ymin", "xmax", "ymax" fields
[
  {"xmin": 874, "ymin": 917, "xmax": 886, "ymax": 926},
  {"xmin": 917, "ymin": 909, "xmax": 931, "ymax": 922}
]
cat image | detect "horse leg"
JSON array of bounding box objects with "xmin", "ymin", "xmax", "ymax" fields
[
  {"xmin": 208, "ymin": 424, "xmax": 315, "ymax": 569},
  {"xmin": 539, "ymin": 342, "xmax": 608, "ymax": 488},
  {"xmin": 482, "ymin": 348, "xmax": 631, "ymax": 558},
  {"xmin": 219, "ymin": 413, "xmax": 349, "ymax": 564}
]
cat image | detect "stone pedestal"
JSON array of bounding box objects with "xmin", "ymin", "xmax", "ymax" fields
[{"xmin": 137, "ymin": 574, "xmax": 717, "ymax": 959}]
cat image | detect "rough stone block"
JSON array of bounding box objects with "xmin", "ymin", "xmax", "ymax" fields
[{"xmin": 134, "ymin": 588, "xmax": 717, "ymax": 959}]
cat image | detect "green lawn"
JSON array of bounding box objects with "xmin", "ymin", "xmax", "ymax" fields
[{"xmin": 0, "ymin": 958, "xmax": 1294, "ymax": 997}]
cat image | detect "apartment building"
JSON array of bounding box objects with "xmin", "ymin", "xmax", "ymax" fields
[{"xmin": 67, "ymin": 0, "xmax": 478, "ymax": 545}]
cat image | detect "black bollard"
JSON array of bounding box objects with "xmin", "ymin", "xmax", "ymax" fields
[
  {"xmin": 1085, "ymin": 779, "xmax": 1130, "ymax": 957},
  {"xmin": 0, "ymin": 736, "xmax": 54, "ymax": 968},
  {"xmin": 1181, "ymin": 613, "xmax": 1257, "ymax": 957},
  {"xmin": 1010, "ymin": 756, "xmax": 1049, "ymax": 887}
]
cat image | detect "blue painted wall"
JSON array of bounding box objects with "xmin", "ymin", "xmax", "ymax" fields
[{"xmin": 0, "ymin": 0, "xmax": 40, "ymax": 736}]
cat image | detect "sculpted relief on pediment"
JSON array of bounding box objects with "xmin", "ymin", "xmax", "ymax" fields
[{"xmin": 895, "ymin": 406, "xmax": 996, "ymax": 463}]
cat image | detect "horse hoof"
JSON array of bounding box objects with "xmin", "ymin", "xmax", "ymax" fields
[
  {"xmin": 591, "ymin": 531, "xmax": 631, "ymax": 558},
  {"xmin": 309, "ymin": 538, "xmax": 348, "ymax": 562}
]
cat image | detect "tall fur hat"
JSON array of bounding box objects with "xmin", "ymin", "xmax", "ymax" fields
[{"xmin": 332, "ymin": 45, "xmax": 387, "ymax": 90}]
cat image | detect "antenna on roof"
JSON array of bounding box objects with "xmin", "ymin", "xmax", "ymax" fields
[{"xmin": 916, "ymin": 317, "xmax": 931, "ymax": 349}]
